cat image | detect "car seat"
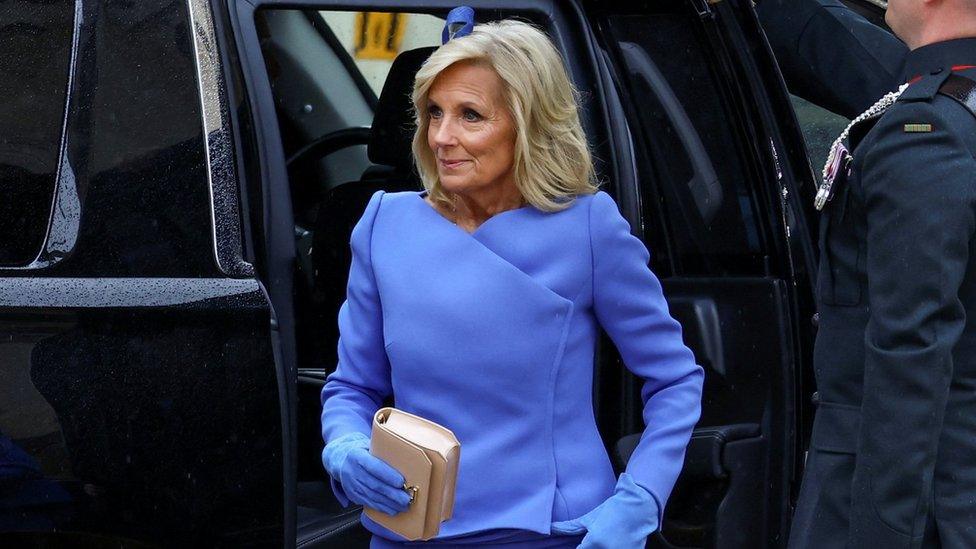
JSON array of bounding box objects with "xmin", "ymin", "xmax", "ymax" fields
[{"xmin": 294, "ymin": 46, "xmax": 433, "ymax": 372}]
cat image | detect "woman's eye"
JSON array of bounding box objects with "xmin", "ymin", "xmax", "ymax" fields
[
  {"xmin": 463, "ymin": 109, "xmax": 482, "ymax": 122},
  {"xmin": 428, "ymin": 106, "xmax": 442, "ymax": 118}
]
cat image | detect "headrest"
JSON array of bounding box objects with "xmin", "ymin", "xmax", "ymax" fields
[{"xmin": 368, "ymin": 46, "xmax": 437, "ymax": 170}]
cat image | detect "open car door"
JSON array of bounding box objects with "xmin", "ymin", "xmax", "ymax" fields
[{"xmin": 585, "ymin": 0, "xmax": 821, "ymax": 546}]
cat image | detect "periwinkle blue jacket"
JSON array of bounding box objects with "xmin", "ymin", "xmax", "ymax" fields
[{"xmin": 320, "ymin": 189, "xmax": 703, "ymax": 540}]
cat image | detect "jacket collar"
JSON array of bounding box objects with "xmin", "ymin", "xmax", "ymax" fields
[{"xmin": 902, "ymin": 37, "xmax": 976, "ymax": 83}]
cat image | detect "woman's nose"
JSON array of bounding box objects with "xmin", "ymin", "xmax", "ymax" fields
[{"xmin": 432, "ymin": 119, "xmax": 458, "ymax": 147}]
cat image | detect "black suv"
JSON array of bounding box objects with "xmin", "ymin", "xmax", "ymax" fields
[{"xmin": 0, "ymin": 0, "xmax": 882, "ymax": 547}]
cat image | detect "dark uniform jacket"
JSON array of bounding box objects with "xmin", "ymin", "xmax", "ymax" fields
[
  {"xmin": 814, "ymin": 46, "xmax": 976, "ymax": 549},
  {"xmin": 758, "ymin": 3, "xmax": 976, "ymax": 548},
  {"xmin": 756, "ymin": 0, "xmax": 908, "ymax": 117}
]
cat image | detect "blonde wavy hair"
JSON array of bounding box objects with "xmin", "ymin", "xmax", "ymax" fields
[{"xmin": 411, "ymin": 19, "xmax": 599, "ymax": 212}]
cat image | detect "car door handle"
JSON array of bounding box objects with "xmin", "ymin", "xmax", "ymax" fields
[{"xmin": 616, "ymin": 423, "xmax": 761, "ymax": 480}]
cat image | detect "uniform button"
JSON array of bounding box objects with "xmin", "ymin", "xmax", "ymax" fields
[
  {"xmin": 811, "ymin": 312, "xmax": 820, "ymax": 328},
  {"xmin": 811, "ymin": 391, "xmax": 821, "ymax": 406},
  {"xmin": 931, "ymin": 67, "xmax": 944, "ymax": 75}
]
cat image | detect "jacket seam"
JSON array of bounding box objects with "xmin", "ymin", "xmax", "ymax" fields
[
  {"xmin": 369, "ymin": 191, "xmax": 388, "ymax": 340},
  {"xmin": 587, "ymin": 193, "xmax": 598, "ymax": 305},
  {"xmin": 555, "ymin": 485, "xmax": 571, "ymax": 521},
  {"xmin": 544, "ymin": 302, "xmax": 576, "ymax": 531},
  {"xmin": 366, "ymin": 191, "xmax": 384, "ymax": 279}
]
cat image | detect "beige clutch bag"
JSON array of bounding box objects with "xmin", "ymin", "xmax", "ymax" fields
[{"xmin": 366, "ymin": 407, "xmax": 461, "ymax": 541}]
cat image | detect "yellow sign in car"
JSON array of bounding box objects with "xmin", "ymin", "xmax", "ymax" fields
[{"xmin": 355, "ymin": 12, "xmax": 406, "ymax": 60}]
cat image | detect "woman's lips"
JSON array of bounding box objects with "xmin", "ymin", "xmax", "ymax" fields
[{"xmin": 439, "ymin": 159, "xmax": 469, "ymax": 170}]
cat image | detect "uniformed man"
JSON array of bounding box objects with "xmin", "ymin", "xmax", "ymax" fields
[{"xmin": 758, "ymin": 0, "xmax": 976, "ymax": 547}]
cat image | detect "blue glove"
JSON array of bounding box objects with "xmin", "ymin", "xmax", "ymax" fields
[
  {"xmin": 550, "ymin": 473, "xmax": 660, "ymax": 549},
  {"xmin": 322, "ymin": 432, "xmax": 412, "ymax": 516}
]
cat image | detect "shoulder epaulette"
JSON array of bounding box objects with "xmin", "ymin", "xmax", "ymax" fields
[{"xmin": 898, "ymin": 71, "xmax": 952, "ymax": 102}]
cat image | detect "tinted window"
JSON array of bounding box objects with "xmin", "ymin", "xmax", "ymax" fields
[
  {"xmin": 0, "ymin": 0, "xmax": 75, "ymax": 265},
  {"xmin": 0, "ymin": 0, "xmax": 219, "ymax": 277},
  {"xmin": 791, "ymin": 94, "xmax": 849, "ymax": 176},
  {"xmin": 607, "ymin": 12, "xmax": 769, "ymax": 276}
]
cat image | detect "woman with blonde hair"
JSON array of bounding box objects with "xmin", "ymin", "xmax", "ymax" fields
[{"xmin": 321, "ymin": 12, "xmax": 703, "ymax": 548}]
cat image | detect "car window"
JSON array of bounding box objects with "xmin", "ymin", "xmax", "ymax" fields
[
  {"xmin": 605, "ymin": 13, "xmax": 770, "ymax": 277},
  {"xmin": 256, "ymin": 10, "xmax": 441, "ymax": 198},
  {"xmin": 257, "ymin": 9, "xmax": 374, "ymax": 189},
  {"xmin": 318, "ymin": 11, "xmax": 443, "ymax": 97},
  {"xmin": 0, "ymin": 0, "xmax": 221, "ymax": 277},
  {"xmin": 0, "ymin": 0, "xmax": 75, "ymax": 266},
  {"xmin": 790, "ymin": 94, "xmax": 850, "ymax": 174}
]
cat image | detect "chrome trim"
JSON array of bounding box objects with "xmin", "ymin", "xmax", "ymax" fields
[
  {"xmin": 13, "ymin": 0, "xmax": 83, "ymax": 270},
  {"xmin": 187, "ymin": 0, "xmax": 254, "ymax": 277}
]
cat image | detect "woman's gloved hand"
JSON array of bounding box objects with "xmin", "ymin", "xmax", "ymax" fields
[
  {"xmin": 550, "ymin": 472, "xmax": 660, "ymax": 549},
  {"xmin": 321, "ymin": 432, "xmax": 412, "ymax": 516}
]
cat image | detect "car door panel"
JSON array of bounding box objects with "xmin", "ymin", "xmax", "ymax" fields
[
  {"xmin": 0, "ymin": 280, "xmax": 284, "ymax": 545},
  {"xmin": 589, "ymin": 1, "xmax": 817, "ymax": 546},
  {"xmin": 608, "ymin": 279, "xmax": 794, "ymax": 548},
  {"xmin": 665, "ymin": 279, "xmax": 794, "ymax": 548},
  {"xmin": 1, "ymin": 0, "xmax": 288, "ymax": 544}
]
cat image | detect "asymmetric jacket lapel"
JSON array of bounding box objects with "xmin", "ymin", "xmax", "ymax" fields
[{"xmin": 410, "ymin": 192, "xmax": 572, "ymax": 309}]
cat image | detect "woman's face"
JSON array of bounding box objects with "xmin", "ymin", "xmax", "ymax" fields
[{"xmin": 426, "ymin": 61, "xmax": 517, "ymax": 195}]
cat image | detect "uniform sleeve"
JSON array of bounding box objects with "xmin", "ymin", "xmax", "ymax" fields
[
  {"xmin": 756, "ymin": 0, "xmax": 907, "ymax": 118},
  {"xmin": 320, "ymin": 190, "xmax": 393, "ymax": 445},
  {"xmin": 851, "ymin": 102, "xmax": 976, "ymax": 544},
  {"xmin": 589, "ymin": 191, "xmax": 704, "ymax": 523}
]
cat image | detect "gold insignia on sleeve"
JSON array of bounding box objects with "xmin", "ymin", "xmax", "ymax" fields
[{"xmin": 904, "ymin": 123, "xmax": 933, "ymax": 133}]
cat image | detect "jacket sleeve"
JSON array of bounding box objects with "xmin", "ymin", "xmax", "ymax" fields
[
  {"xmin": 589, "ymin": 191, "xmax": 704, "ymax": 524},
  {"xmin": 756, "ymin": 0, "xmax": 907, "ymax": 118},
  {"xmin": 320, "ymin": 190, "xmax": 393, "ymax": 446},
  {"xmin": 851, "ymin": 102, "xmax": 976, "ymax": 544}
]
